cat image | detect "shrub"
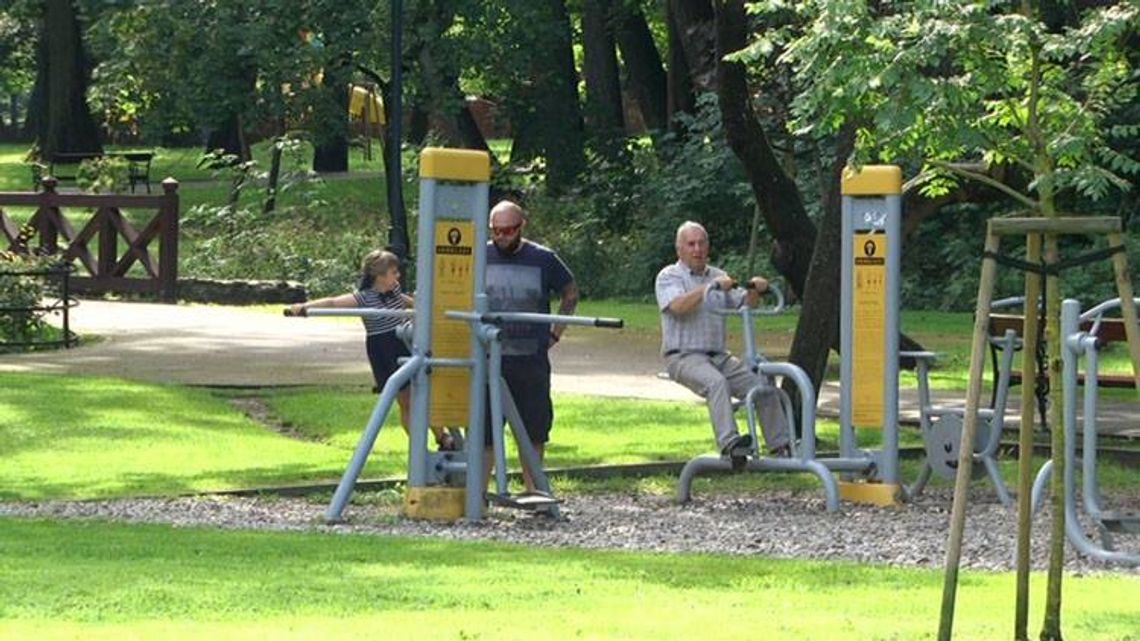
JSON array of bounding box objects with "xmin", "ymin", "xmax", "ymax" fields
[{"xmin": 0, "ymin": 253, "xmax": 66, "ymax": 352}]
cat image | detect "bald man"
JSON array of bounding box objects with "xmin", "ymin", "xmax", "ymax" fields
[{"xmin": 484, "ymin": 200, "xmax": 579, "ymax": 493}]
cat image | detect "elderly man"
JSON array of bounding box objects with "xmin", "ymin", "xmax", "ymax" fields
[
  {"xmin": 484, "ymin": 199, "xmax": 579, "ymax": 492},
  {"xmin": 655, "ymin": 220, "xmax": 791, "ymax": 458}
]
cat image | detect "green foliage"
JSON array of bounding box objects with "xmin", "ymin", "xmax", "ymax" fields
[
  {"xmin": 182, "ymin": 144, "xmax": 385, "ymax": 296},
  {"xmin": 527, "ymin": 95, "xmax": 757, "ymax": 298},
  {"xmin": 75, "ymin": 156, "xmax": 129, "ymax": 194},
  {"xmin": 761, "ymin": 1, "xmax": 1140, "ymax": 212},
  {"xmin": 0, "ymin": 253, "xmax": 65, "ymax": 352}
]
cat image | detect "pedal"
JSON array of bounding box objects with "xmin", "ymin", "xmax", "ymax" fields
[{"xmin": 486, "ymin": 491, "xmax": 561, "ymax": 512}]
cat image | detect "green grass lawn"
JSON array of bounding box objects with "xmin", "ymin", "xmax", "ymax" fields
[
  {"xmin": 1, "ymin": 518, "xmax": 1137, "ymax": 641},
  {"xmin": 3, "ymin": 369, "xmax": 1139, "ymax": 640},
  {"xmin": 3, "ymin": 370, "xmax": 1135, "ymax": 502}
]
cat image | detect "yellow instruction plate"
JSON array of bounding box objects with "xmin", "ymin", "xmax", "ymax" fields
[
  {"xmin": 852, "ymin": 231, "xmax": 886, "ymax": 427},
  {"xmin": 429, "ymin": 220, "xmax": 474, "ymax": 426}
]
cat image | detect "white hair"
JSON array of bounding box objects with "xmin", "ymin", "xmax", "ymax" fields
[{"xmin": 674, "ymin": 221, "xmax": 708, "ymax": 247}]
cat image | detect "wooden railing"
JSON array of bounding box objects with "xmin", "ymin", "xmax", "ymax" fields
[{"xmin": 0, "ymin": 177, "xmax": 180, "ymax": 301}]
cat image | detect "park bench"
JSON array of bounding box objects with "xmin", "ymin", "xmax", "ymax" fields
[
  {"xmin": 988, "ymin": 310, "xmax": 1136, "ymax": 429},
  {"xmin": 30, "ymin": 150, "xmax": 155, "ymax": 193},
  {"xmin": 988, "ymin": 313, "xmax": 1135, "ymax": 389}
]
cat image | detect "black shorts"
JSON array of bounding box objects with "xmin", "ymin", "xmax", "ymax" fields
[
  {"xmin": 366, "ymin": 331, "xmax": 411, "ymax": 392},
  {"xmin": 485, "ymin": 353, "xmax": 553, "ymax": 446}
]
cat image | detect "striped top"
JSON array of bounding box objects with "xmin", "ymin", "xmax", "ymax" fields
[{"xmin": 353, "ymin": 284, "xmax": 408, "ymax": 335}]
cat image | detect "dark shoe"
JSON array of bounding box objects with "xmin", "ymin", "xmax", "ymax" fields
[
  {"xmin": 720, "ymin": 433, "xmax": 753, "ymax": 457},
  {"xmin": 768, "ymin": 444, "xmax": 792, "ymax": 458},
  {"xmin": 437, "ymin": 433, "xmax": 458, "ymax": 451}
]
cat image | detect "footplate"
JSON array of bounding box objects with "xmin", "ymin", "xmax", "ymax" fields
[
  {"xmin": 486, "ymin": 491, "xmax": 561, "ymax": 512},
  {"xmin": 1100, "ymin": 511, "xmax": 1140, "ymax": 534}
]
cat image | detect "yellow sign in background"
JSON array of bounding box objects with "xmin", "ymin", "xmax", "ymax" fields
[
  {"xmin": 429, "ymin": 220, "xmax": 474, "ymax": 426},
  {"xmin": 852, "ymin": 232, "xmax": 887, "ymax": 427}
]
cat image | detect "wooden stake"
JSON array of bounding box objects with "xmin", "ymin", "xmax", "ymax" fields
[
  {"xmin": 939, "ymin": 225, "xmax": 1000, "ymax": 641},
  {"xmin": 1107, "ymin": 232, "xmax": 1140, "ymax": 393},
  {"xmin": 1014, "ymin": 233, "xmax": 1042, "ymax": 641}
]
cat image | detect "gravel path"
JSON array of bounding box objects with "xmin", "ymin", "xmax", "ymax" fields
[{"xmin": 5, "ymin": 488, "xmax": 1138, "ymax": 575}]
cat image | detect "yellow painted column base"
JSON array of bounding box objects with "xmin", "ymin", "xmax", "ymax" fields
[
  {"xmin": 838, "ymin": 481, "xmax": 903, "ymax": 507},
  {"xmin": 403, "ymin": 486, "xmax": 466, "ymax": 521}
]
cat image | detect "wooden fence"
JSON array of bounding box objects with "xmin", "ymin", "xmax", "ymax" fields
[{"xmin": 0, "ymin": 177, "xmax": 180, "ymax": 301}]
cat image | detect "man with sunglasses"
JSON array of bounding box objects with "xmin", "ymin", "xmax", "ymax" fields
[
  {"xmin": 484, "ymin": 199, "xmax": 579, "ymax": 493},
  {"xmin": 655, "ymin": 220, "xmax": 792, "ymax": 459}
]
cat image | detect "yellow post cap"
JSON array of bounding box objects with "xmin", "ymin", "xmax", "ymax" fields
[
  {"xmin": 420, "ymin": 147, "xmax": 491, "ymax": 182},
  {"xmin": 841, "ymin": 165, "xmax": 903, "ymax": 196}
]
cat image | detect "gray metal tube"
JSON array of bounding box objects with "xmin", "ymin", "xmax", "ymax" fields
[
  {"xmin": 488, "ymin": 335, "xmax": 509, "ymax": 495},
  {"xmin": 676, "ymin": 455, "xmax": 839, "ymax": 511},
  {"xmin": 1080, "ymin": 333, "xmax": 1104, "ymax": 520},
  {"xmin": 1031, "ymin": 460, "xmax": 1052, "ymax": 516},
  {"xmin": 755, "ymin": 361, "xmax": 817, "ymax": 459},
  {"xmin": 325, "ymin": 354, "xmax": 425, "ymax": 522},
  {"xmin": 881, "ymin": 194, "xmax": 902, "ymax": 485},
  {"xmin": 301, "ymin": 308, "xmax": 413, "ymax": 320},
  {"xmin": 839, "ymin": 195, "xmax": 855, "ymax": 459},
  {"xmin": 464, "ymin": 317, "xmax": 491, "ymax": 521}
]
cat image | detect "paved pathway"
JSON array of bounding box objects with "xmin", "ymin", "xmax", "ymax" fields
[{"xmin": 5, "ymin": 299, "xmax": 1137, "ymax": 437}]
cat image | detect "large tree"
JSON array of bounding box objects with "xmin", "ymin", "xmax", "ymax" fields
[
  {"xmin": 613, "ymin": 1, "xmax": 668, "ymax": 132},
  {"xmin": 465, "ymin": 0, "xmax": 585, "ymax": 193},
  {"xmin": 29, "ymin": 0, "xmax": 102, "ymax": 157},
  {"xmin": 582, "ymin": 0, "xmax": 626, "ymax": 156}
]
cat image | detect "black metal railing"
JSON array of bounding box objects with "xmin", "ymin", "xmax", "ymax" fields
[{"xmin": 0, "ymin": 261, "xmax": 79, "ymax": 350}]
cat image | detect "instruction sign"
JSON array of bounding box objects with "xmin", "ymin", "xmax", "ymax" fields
[
  {"xmin": 852, "ymin": 232, "xmax": 887, "ymax": 426},
  {"xmin": 429, "ymin": 220, "xmax": 474, "ymax": 426}
]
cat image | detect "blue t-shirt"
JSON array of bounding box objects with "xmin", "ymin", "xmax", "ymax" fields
[{"xmin": 485, "ymin": 239, "xmax": 574, "ymax": 356}]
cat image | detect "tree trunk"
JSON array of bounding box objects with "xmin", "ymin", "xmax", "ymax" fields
[
  {"xmin": 709, "ymin": 0, "xmax": 816, "ymax": 297},
  {"xmin": 205, "ymin": 115, "xmax": 248, "ymax": 161},
  {"xmin": 312, "ymin": 59, "xmax": 350, "ymax": 173},
  {"xmin": 670, "ymin": 0, "xmax": 718, "ymax": 94},
  {"xmin": 538, "ymin": 0, "xmax": 585, "ymax": 193},
  {"xmin": 702, "ymin": 0, "xmax": 925, "ymax": 403},
  {"xmin": 614, "ymin": 3, "xmax": 668, "ymax": 132},
  {"xmin": 582, "ymin": 0, "xmax": 626, "ymax": 156},
  {"xmin": 666, "ymin": 1, "xmax": 696, "ymax": 128},
  {"xmin": 785, "ymin": 131, "xmax": 854, "ymax": 422},
  {"xmin": 407, "ymin": 1, "xmax": 493, "ymax": 156},
  {"xmin": 34, "ymin": 0, "xmax": 102, "ymax": 158}
]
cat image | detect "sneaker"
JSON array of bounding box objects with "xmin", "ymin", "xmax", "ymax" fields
[{"xmin": 720, "ymin": 433, "xmax": 753, "ymax": 457}]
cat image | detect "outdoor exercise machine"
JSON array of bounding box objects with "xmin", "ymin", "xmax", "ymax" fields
[
  {"xmin": 290, "ymin": 147, "xmax": 621, "ymax": 523},
  {"xmin": 675, "ymin": 282, "xmax": 841, "ymax": 510},
  {"xmin": 937, "ymin": 214, "xmax": 1140, "ymax": 641},
  {"xmin": 1029, "ymin": 297, "xmax": 1140, "ymax": 566},
  {"xmin": 906, "ymin": 316, "xmax": 1020, "ymax": 506},
  {"xmin": 677, "ymin": 166, "xmax": 993, "ymax": 509}
]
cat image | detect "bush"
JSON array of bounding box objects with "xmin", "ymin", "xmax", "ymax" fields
[
  {"xmin": 77, "ymin": 156, "xmax": 130, "ymax": 194},
  {"xmin": 0, "ymin": 254, "xmax": 67, "ymax": 352}
]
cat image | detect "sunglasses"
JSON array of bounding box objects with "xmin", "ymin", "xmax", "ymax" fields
[{"xmin": 491, "ymin": 223, "xmax": 521, "ymax": 236}]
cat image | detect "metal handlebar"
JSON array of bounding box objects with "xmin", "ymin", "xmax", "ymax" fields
[
  {"xmin": 444, "ymin": 310, "xmax": 624, "ymax": 329},
  {"xmin": 705, "ymin": 281, "xmax": 785, "ymax": 316},
  {"xmin": 284, "ymin": 307, "xmax": 414, "ymax": 320}
]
